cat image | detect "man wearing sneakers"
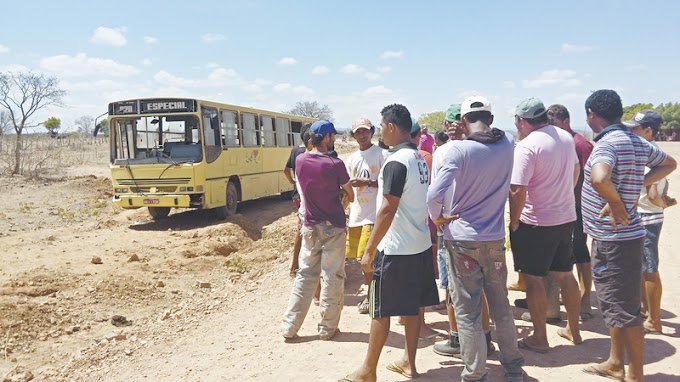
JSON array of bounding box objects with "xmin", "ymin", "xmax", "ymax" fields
[
  {"xmin": 344, "ymin": 104, "xmax": 439, "ymax": 381},
  {"xmin": 281, "ymin": 120, "xmax": 354, "ymax": 341},
  {"xmin": 428, "ymin": 96, "xmax": 524, "ymax": 382},
  {"xmin": 510, "ymin": 98, "xmax": 582, "ymax": 353},
  {"xmin": 344, "ymin": 117, "xmax": 387, "ymax": 314}
]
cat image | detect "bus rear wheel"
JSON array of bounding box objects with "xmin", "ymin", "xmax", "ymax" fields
[
  {"xmin": 148, "ymin": 206, "xmax": 171, "ymax": 219},
  {"xmin": 214, "ymin": 182, "xmax": 239, "ymax": 219}
]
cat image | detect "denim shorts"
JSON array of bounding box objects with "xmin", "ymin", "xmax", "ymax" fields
[
  {"xmin": 642, "ymin": 221, "xmax": 663, "ymax": 273},
  {"xmin": 437, "ymin": 236, "xmax": 448, "ymax": 289}
]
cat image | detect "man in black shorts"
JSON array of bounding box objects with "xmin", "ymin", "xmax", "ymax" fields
[{"xmin": 343, "ymin": 104, "xmax": 438, "ymax": 381}]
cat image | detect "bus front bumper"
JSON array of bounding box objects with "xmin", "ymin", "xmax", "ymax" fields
[{"xmin": 114, "ymin": 194, "xmax": 192, "ymax": 209}]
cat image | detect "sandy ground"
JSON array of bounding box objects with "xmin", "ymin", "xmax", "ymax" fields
[{"xmin": 1, "ymin": 141, "xmax": 679, "ymax": 382}]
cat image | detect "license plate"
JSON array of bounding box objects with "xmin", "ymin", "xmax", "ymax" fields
[{"xmin": 143, "ymin": 198, "xmax": 160, "ymax": 205}]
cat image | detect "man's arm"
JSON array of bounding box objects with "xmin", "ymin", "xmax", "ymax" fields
[
  {"xmin": 427, "ymin": 159, "xmax": 460, "ymax": 226},
  {"xmin": 361, "ymin": 194, "xmax": 399, "ymax": 267},
  {"xmin": 509, "ymin": 185, "xmax": 527, "ymax": 232},
  {"xmin": 591, "ymin": 162, "xmax": 629, "ymax": 229},
  {"xmin": 284, "ymin": 167, "xmax": 295, "ymax": 185},
  {"xmin": 341, "ymin": 181, "xmax": 354, "ymax": 203},
  {"xmin": 644, "ymin": 156, "xmax": 677, "ymax": 186},
  {"xmin": 573, "ymin": 162, "xmax": 580, "ymax": 188}
]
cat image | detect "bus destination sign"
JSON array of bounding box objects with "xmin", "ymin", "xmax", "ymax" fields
[
  {"xmin": 109, "ymin": 100, "xmax": 138, "ymax": 115},
  {"xmin": 140, "ymin": 99, "xmax": 196, "ymax": 113}
]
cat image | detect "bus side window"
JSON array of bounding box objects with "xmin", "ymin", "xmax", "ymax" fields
[
  {"xmin": 241, "ymin": 112, "xmax": 260, "ymax": 147},
  {"xmin": 202, "ymin": 106, "xmax": 221, "ymax": 163},
  {"xmin": 275, "ymin": 117, "xmax": 291, "ymax": 147},
  {"xmin": 221, "ymin": 109, "xmax": 240, "ymax": 147},
  {"xmin": 291, "ymin": 120, "xmax": 303, "ymax": 146},
  {"xmin": 261, "ymin": 116, "xmax": 276, "ymax": 147}
]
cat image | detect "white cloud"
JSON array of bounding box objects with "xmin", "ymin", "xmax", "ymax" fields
[
  {"xmin": 272, "ymin": 83, "xmax": 314, "ymax": 95},
  {"xmin": 503, "ymin": 81, "xmax": 516, "ymax": 88},
  {"xmin": 380, "ymin": 50, "xmax": 403, "ymax": 59},
  {"xmin": 340, "ymin": 64, "xmax": 364, "ymax": 75},
  {"xmin": 376, "ymin": 66, "xmax": 392, "ymax": 73},
  {"xmin": 40, "ymin": 53, "xmax": 140, "ymax": 77},
  {"xmin": 561, "ymin": 43, "xmax": 598, "ymax": 54},
  {"xmin": 143, "ymin": 36, "xmax": 158, "ymax": 44},
  {"xmin": 365, "ymin": 72, "xmax": 381, "ymax": 80},
  {"xmin": 362, "ymin": 85, "xmax": 393, "ymax": 96},
  {"xmin": 312, "ymin": 65, "xmax": 330, "ymax": 74},
  {"xmin": 90, "ymin": 27, "xmax": 127, "ymax": 47},
  {"xmin": 201, "ymin": 33, "xmax": 225, "ymax": 43},
  {"xmin": 0, "ymin": 44, "xmax": 9, "ymax": 53},
  {"xmin": 141, "ymin": 58, "xmax": 153, "ymax": 66},
  {"xmin": 277, "ymin": 57, "xmax": 298, "ymax": 65},
  {"xmin": 0, "ymin": 64, "xmax": 29, "ymax": 73},
  {"xmin": 522, "ymin": 69, "xmax": 582, "ymax": 88},
  {"xmin": 205, "ymin": 62, "xmax": 220, "ymax": 69}
]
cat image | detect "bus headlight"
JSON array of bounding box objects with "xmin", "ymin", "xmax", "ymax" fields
[{"xmin": 115, "ymin": 188, "xmax": 128, "ymax": 193}]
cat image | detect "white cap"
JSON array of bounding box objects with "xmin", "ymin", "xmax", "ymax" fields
[{"xmin": 461, "ymin": 96, "xmax": 492, "ymax": 116}]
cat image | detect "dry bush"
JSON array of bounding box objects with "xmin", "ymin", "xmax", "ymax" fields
[{"xmin": 0, "ymin": 134, "xmax": 108, "ymax": 178}]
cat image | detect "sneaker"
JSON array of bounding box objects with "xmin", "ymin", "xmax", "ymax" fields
[
  {"xmin": 452, "ymin": 332, "xmax": 495, "ymax": 358},
  {"xmin": 357, "ymin": 297, "xmax": 369, "ymax": 315},
  {"xmin": 433, "ymin": 332, "xmax": 460, "ymax": 357},
  {"xmin": 521, "ymin": 311, "xmax": 561, "ymax": 325},
  {"xmin": 514, "ymin": 298, "xmax": 529, "ymax": 310},
  {"xmin": 319, "ymin": 328, "xmax": 339, "ymax": 340}
]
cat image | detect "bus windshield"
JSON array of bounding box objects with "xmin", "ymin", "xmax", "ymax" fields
[{"xmin": 112, "ymin": 115, "xmax": 202, "ymax": 165}]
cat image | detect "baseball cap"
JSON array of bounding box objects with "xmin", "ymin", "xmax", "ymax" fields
[
  {"xmin": 515, "ymin": 98, "xmax": 547, "ymax": 119},
  {"xmin": 351, "ymin": 117, "xmax": 372, "ymax": 132},
  {"xmin": 623, "ymin": 110, "xmax": 663, "ymax": 130},
  {"xmin": 445, "ymin": 104, "xmax": 462, "ymax": 122},
  {"xmin": 411, "ymin": 117, "xmax": 421, "ymax": 134},
  {"xmin": 310, "ymin": 120, "xmax": 338, "ymax": 136},
  {"xmin": 461, "ymin": 96, "xmax": 492, "ymax": 117}
]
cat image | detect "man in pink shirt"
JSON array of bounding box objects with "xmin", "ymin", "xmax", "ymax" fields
[
  {"xmin": 418, "ymin": 125, "xmax": 435, "ymax": 154},
  {"xmin": 509, "ymin": 98, "xmax": 582, "ymax": 353}
]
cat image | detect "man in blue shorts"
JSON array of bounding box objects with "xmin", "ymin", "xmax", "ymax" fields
[
  {"xmin": 581, "ymin": 90, "xmax": 676, "ymax": 381},
  {"xmin": 343, "ymin": 104, "xmax": 438, "ymax": 381}
]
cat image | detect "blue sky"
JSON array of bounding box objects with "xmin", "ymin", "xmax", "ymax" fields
[{"xmin": 2, "ymin": 0, "xmax": 679, "ymax": 134}]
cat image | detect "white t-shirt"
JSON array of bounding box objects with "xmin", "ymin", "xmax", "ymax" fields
[
  {"xmin": 638, "ymin": 142, "xmax": 666, "ymax": 222},
  {"xmin": 345, "ymin": 145, "xmax": 387, "ymax": 227}
]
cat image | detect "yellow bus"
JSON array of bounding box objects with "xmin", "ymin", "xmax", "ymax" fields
[{"xmin": 107, "ymin": 98, "xmax": 316, "ymax": 219}]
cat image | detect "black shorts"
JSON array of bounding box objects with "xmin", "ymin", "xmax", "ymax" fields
[
  {"xmin": 592, "ymin": 238, "xmax": 644, "ymax": 328},
  {"xmin": 573, "ymin": 209, "xmax": 590, "ymax": 264},
  {"xmin": 370, "ymin": 248, "xmax": 439, "ymax": 318},
  {"xmin": 510, "ymin": 221, "xmax": 575, "ymax": 276}
]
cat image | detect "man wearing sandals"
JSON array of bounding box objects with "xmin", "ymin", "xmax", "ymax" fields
[
  {"xmin": 509, "ymin": 97, "xmax": 583, "ymax": 353},
  {"xmin": 581, "ymin": 91, "xmax": 676, "ymax": 381},
  {"xmin": 344, "ymin": 117, "xmax": 387, "ymax": 314}
]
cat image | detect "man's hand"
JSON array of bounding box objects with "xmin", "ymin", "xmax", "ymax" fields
[
  {"xmin": 510, "ymin": 221, "xmax": 519, "ymax": 232},
  {"xmin": 599, "ymin": 201, "xmax": 629, "ymax": 230},
  {"xmin": 434, "ymin": 214, "xmax": 459, "ymax": 227},
  {"xmin": 361, "ymin": 247, "xmax": 375, "ymax": 273},
  {"xmin": 350, "ymin": 178, "xmax": 370, "ymax": 188},
  {"xmin": 339, "ymin": 189, "xmax": 350, "ymax": 209}
]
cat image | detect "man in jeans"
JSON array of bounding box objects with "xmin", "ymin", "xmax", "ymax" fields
[
  {"xmin": 428, "ymin": 96, "xmax": 524, "ymax": 382},
  {"xmin": 280, "ymin": 120, "xmax": 354, "ymax": 341}
]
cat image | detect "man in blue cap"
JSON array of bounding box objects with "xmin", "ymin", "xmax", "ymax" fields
[{"xmin": 281, "ymin": 120, "xmax": 354, "ymax": 341}]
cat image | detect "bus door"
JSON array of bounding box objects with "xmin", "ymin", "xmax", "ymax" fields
[{"xmin": 202, "ymin": 106, "xmax": 225, "ymax": 207}]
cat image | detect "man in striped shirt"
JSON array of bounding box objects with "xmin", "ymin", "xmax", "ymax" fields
[{"xmin": 581, "ymin": 90, "xmax": 676, "ymax": 382}]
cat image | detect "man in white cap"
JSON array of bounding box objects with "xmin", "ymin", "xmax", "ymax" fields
[{"xmin": 345, "ymin": 117, "xmax": 387, "ymax": 314}]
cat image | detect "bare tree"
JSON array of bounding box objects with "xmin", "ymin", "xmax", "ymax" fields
[
  {"xmin": 75, "ymin": 115, "xmax": 95, "ymax": 136},
  {"xmin": 285, "ymin": 101, "xmax": 333, "ymax": 121},
  {"xmin": 0, "ymin": 71, "xmax": 66, "ymax": 174},
  {"xmin": 0, "ymin": 111, "xmax": 11, "ymax": 135}
]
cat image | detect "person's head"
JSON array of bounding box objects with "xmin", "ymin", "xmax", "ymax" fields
[
  {"xmin": 624, "ymin": 110, "xmax": 663, "ymax": 141},
  {"xmin": 585, "ymin": 89, "xmax": 623, "ymax": 133},
  {"xmin": 309, "ymin": 120, "xmax": 338, "ymax": 151},
  {"xmin": 434, "ymin": 130, "xmax": 449, "ymax": 146},
  {"xmin": 444, "ymin": 103, "xmax": 463, "ymax": 140},
  {"xmin": 378, "ymin": 137, "xmax": 389, "ymax": 149},
  {"xmin": 302, "ymin": 130, "xmax": 313, "ymax": 150},
  {"xmin": 460, "ymin": 96, "xmax": 493, "ymax": 135},
  {"xmin": 410, "ymin": 118, "xmax": 422, "ymax": 143},
  {"xmin": 380, "ymin": 104, "xmax": 412, "ymax": 147},
  {"xmin": 350, "ymin": 117, "xmax": 375, "ymax": 150},
  {"xmin": 514, "ymin": 97, "xmax": 548, "ymax": 139},
  {"xmin": 547, "ymin": 104, "xmax": 571, "ymax": 131},
  {"xmin": 422, "ymin": 126, "xmax": 429, "ymax": 134},
  {"xmin": 300, "ymin": 123, "xmax": 311, "ymax": 142}
]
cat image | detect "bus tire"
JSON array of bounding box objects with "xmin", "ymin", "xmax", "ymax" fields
[
  {"xmin": 215, "ymin": 182, "xmax": 239, "ymax": 219},
  {"xmin": 148, "ymin": 206, "xmax": 171, "ymax": 219}
]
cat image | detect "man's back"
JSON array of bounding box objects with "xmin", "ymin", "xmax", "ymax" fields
[
  {"xmin": 512, "ymin": 125, "xmax": 577, "ymax": 226},
  {"xmin": 296, "ymin": 152, "xmax": 349, "ymax": 228}
]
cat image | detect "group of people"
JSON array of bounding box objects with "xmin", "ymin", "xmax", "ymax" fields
[{"xmin": 279, "ymin": 89, "xmax": 676, "ymax": 382}]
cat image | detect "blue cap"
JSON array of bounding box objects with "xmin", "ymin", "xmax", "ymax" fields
[{"xmin": 310, "ymin": 120, "xmax": 338, "ymax": 136}]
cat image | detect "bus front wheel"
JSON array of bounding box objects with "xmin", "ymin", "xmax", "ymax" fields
[
  {"xmin": 148, "ymin": 206, "xmax": 171, "ymax": 219},
  {"xmin": 214, "ymin": 182, "xmax": 239, "ymax": 219}
]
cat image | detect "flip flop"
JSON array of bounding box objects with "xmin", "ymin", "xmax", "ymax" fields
[
  {"xmin": 582, "ymin": 365, "xmax": 624, "ymax": 381},
  {"xmin": 419, "ymin": 331, "xmax": 447, "ymax": 341},
  {"xmin": 644, "ymin": 327, "xmax": 662, "ymax": 335},
  {"xmin": 517, "ymin": 338, "xmax": 549, "ymax": 354},
  {"xmin": 337, "ymin": 377, "xmax": 356, "ymax": 382},
  {"xmin": 386, "ymin": 361, "xmax": 413, "ymax": 379}
]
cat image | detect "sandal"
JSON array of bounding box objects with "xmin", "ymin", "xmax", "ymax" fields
[{"xmin": 357, "ymin": 298, "xmax": 370, "ymax": 314}]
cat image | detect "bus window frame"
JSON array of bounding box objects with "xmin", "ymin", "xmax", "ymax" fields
[
  {"xmin": 220, "ymin": 109, "xmax": 240, "ymax": 148},
  {"xmin": 275, "ymin": 117, "xmax": 291, "ymax": 147},
  {"xmin": 241, "ymin": 112, "xmax": 260, "ymax": 147},
  {"xmin": 260, "ymin": 115, "xmax": 276, "ymax": 147}
]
